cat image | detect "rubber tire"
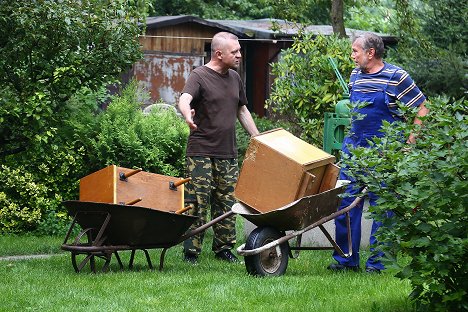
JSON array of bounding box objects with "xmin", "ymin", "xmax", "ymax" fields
[{"xmin": 244, "ymin": 227, "xmax": 289, "ymax": 277}]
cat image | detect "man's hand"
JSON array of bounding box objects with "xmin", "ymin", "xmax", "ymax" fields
[
  {"xmin": 407, "ymin": 101, "xmax": 429, "ymax": 144},
  {"xmin": 406, "ymin": 133, "xmax": 416, "ymax": 144},
  {"xmin": 186, "ymin": 109, "xmax": 197, "ymax": 130},
  {"xmin": 178, "ymin": 93, "xmax": 197, "ymax": 130}
]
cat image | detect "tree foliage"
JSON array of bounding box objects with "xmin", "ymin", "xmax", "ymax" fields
[
  {"xmin": 149, "ymin": 0, "xmax": 331, "ymax": 24},
  {"xmin": 266, "ymin": 34, "xmax": 354, "ymax": 145},
  {"xmin": 341, "ymin": 97, "xmax": 468, "ymax": 310},
  {"xmin": 149, "ymin": 0, "xmax": 271, "ymax": 19},
  {"xmin": 345, "ymin": 0, "xmax": 395, "ymax": 33},
  {"xmin": 0, "ymin": 1, "xmax": 147, "ymax": 234},
  {"xmin": 0, "ymin": 0, "xmax": 145, "ymax": 158},
  {"xmin": 386, "ymin": 0, "xmax": 467, "ymax": 99}
]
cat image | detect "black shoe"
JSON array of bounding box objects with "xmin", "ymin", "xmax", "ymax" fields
[
  {"xmin": 327, "ymin": 263, "xmax": 360, "ymax": 272},
  {"xmin": 183, "ymin": 253, "xmax": 198, "ymax": 264},
  {"xmin": 365, "ymin": 267, "xmax": 381, "ymax": 274},
  {"xmin": 215, "ymin": 250, "xmax": 238, "ymax": 263}
]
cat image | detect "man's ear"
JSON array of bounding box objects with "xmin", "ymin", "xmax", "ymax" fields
[{"xmin": 368, "ymin": 47, "xmax": 376, "ymax": 59}]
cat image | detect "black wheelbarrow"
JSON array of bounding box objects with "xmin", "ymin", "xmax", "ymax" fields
[
  {"xmin": 61, "ymin": 200, "xmax": 233, "ymax": 273},
  {"xmin": 233, "ymin": 184, "xmax": 365, "ymax": 277}
]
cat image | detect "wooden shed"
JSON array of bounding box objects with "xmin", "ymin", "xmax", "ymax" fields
[{"xmin": 132, "ymin": 15, "xmax": 397, "ymax": 117}]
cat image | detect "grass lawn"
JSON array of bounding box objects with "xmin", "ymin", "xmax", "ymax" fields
[{"xmin": 0, "ymin": 219, "xmax": 413, "ymax": 312}]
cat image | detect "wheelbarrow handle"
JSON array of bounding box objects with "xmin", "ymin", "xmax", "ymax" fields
[
  {"xmin": 178, "ymin": 210, "xmax": 235, "ymax": 243},
  {"xmin": 237, "ymin": 191, "xmax": 366, "ymax": 257}
]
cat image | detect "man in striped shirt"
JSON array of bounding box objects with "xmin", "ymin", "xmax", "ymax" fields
[{"xmin": 328, "ymin": 33, "xmax": 428, "ymax": 273}]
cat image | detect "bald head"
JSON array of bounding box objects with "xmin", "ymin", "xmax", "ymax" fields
[{"xmin": 211, "ymin": 32, "xmax": 239, "ymax": 53}]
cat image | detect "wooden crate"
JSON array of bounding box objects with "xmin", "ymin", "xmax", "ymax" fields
[
  {"xmin": 79, "ymin": 165, "xmax": 185, "ymax": 212},
  {"xmin": 234, "ymin": 128, "xmax": 338, "ymax": 213}
]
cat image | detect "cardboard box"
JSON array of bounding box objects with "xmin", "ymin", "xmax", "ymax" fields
[
  {"xmin": 234, "ymin": 128, "xmax": 338, "ymax": 213},
  {"xmin": 79, "ymin": 165, "xmax": 185, "ymax": 212}
]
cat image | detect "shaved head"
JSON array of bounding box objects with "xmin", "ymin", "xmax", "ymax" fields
[{"xmin": 211, "ymin": 32, "xmax": 239, "ymax": 53}]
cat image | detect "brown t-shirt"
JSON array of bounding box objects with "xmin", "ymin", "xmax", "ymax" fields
[{"xmin": 182, "ymin": 66, "xmax": 247, "ymax": 158}]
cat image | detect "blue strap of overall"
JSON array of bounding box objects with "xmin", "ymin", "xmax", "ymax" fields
[{"xmin": 347, "ymin": 68, "xmax": 398, "ymax": 148}]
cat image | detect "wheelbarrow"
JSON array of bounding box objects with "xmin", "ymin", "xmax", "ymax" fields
[
  {"xmin": 233, "ymin": 184, "xmax": 365, "ymax": 277},
  {"xmin": 61, "ymin": 200, "xmax": 234, "ymax": 273}
]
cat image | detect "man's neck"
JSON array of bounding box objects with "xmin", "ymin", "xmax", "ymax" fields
[
  {"xmin": 205, "ymin": 61, "xmax": 228, "ymax": 74},
  {"xmin": 364, "ymin": 60, "xmax": 385, "ymax": 74}
]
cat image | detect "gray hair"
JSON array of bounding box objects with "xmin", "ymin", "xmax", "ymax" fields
[
  {"xmin": 211, "ymin": 32, "xmax": 238, "ymax": 53},
  {"xmin": 354, "ymin": 33, "xmax": 385, "ymax": 59}
]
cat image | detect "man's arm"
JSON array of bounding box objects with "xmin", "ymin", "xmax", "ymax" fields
[
  {"xmin": 237, "ymin": 105, "xmax": 259, "ymax": 136},
  {"xmin": 407, "ymin": 100, "xmax": 429, "ymax": 144},
  {"xmin": 178, "ymin": 93, "xmax": 197, "ymax": 130}
]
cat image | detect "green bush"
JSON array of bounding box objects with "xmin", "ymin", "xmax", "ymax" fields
[
  {"xmin": 0, "ymin": 82, "xmax": 191, "ymax": 234},
  {"xmin": 0, "ymin": 88, "xmax": 104, "ymax": 235},
  {"xmin": 88, "ymin": 81, "xmax": 189, "ymax": 177},
  {"xmin": 0, "ymin": 0, "xmax": 144, "ymax": 159},
  {"xmin": 341, "ymin": 97, "xmax": 467, "ymax": 311},
  {"xmin": 0, "ymin": 165, "xmax": 58, "ymax": 234},
  {"xmin": 266, "ymin": 34, "xmax": 354, "ymax": 146},
  {"xmin": 387, "ymin": 47, "xmax": 467, "ymax": 100}
]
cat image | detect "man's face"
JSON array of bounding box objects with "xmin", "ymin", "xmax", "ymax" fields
[
  {"xmin": 219, "ymin": 39, "xmax": 242, "ymax": 69},
  {"xmin": 351, "ymin": 38, "xmax": 370, "ymax": 72}
]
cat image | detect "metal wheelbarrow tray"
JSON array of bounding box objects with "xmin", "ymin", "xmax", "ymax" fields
[
  {"xmin": 233, "ymin": 185, "xmax": 363, "ymax": 277},
  {"xmin": 61, "ymin": 200, "xmax": 232, "ymax": 273}
]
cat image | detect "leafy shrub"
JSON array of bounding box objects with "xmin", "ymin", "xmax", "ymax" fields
[
  {"xmin": 266, "ymin": 34, "xmax": 354, "ymax": 145},
  {"xmin": 0, "ymin": 1, "xmax": 144, "ymax": 159},
  {"xmin": 0, "ymin": 88, "xmax": 103, "ymax": 235},
  {"xmin": 402, "ymin": 52, "xmax": 466, "ymax": 100},
  {"xmin": 341, "ymin": 97, "xmax": 467, "ymax": 311},
  {"xmin": 0, "ymin": 165, "xmax": 57, "ymax": 234},
  {"xmin": 89, "ymin": 81, "xmax": 189, "ymax": 177}
]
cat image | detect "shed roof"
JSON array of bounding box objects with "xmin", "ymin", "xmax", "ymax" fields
[
  {"xmin": 145, "ymin": 15, "xmax": 397, "ymax": 44},
  {"xmin": 145, "ymin": 15, "xmax": 246, "ymax": 38}
]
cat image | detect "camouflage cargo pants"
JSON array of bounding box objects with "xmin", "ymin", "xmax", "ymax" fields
[{"xmin": 183, "ymin": 156, "xmax": 238, "ymax": 255}]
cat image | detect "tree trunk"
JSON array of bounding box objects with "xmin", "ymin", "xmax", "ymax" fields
[{"xmin": 331, "ymin": 0, "xmax": 347, "ymax": 38}]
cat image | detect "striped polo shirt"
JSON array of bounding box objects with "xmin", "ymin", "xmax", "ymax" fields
[{"xmin": 349, "ymin": 62, "xmax": 426, "ymax": 116}]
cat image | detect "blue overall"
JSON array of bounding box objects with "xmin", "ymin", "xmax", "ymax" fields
[{"xmin": 333, "ymin": 71, "xmax": 398, "ymax": 270}]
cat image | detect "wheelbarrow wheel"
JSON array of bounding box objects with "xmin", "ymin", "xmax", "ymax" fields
[
  {"xmin": 70, "ymin": 228, "xmax": 111, "ymax": 273},
  {"xmin": 244, "ymin": 226, "xmax": 289, "ymax": 277},
  {"xmin": 71, "ymin": 251, "xmax": 112, "ymax": 273}
]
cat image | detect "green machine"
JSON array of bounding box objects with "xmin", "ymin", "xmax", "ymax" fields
[{"xmin": 323, "ymin": 57, "xmax": 351, "ymax": 156}]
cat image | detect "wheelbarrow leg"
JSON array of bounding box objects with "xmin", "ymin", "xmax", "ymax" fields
[
  {"xmin": 101, "ymin": 252, "xmax": 112, "ymax": 273},
  {"xmin": 129, "ymin": 249, "xmax": 153, "ymax": 270},
  {"xmin": 318, "ymin": 211, "xmax": 353, "ymax": 258},
  {"xmin": 288, "ymin": 234, "xmax": 302, "ymax": 259},
  {"xmin": 142, "ymin": 249, "xmax": 153, "ymax": 270},
  {"xmin": 90, "ymin": 254, "xmax": 96, "ymax": 272},
  {"xmin": 114, "ymin": 251, "xmax": 124, "ymax": 270},
  {"xmin": 159, "ymin": 248, "xmax": 168, "ymax": 271},
  {"xmin": 129, "ymin": 249, "xmax": 136, "ymax": 269}
]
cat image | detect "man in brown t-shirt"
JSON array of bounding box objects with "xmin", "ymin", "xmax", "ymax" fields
[{"xmin": 178, "ymin": 32, "xmax": 259, "ymax": 264}]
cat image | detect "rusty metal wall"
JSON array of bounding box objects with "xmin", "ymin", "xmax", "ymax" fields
[{"xmin": 133, "ymin": 52, "xmax": 204, "ymax": 105}]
